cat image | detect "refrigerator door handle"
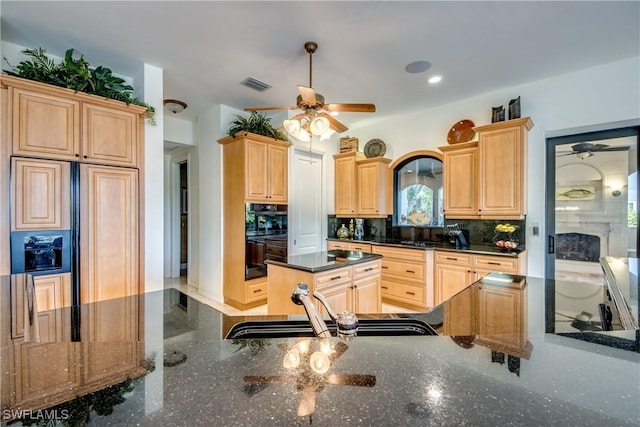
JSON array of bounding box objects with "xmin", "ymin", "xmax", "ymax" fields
[{"xmin": 23, "ymin": 274, "xmax": 41, "ymax": 343}]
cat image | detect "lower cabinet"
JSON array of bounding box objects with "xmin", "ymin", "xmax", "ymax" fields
[
  {"xmin": 371, "ymin": 245, "xmax": 433, "ymax": 311},
  {"xmin": 434, "ymin": 250, "xmax": 527, "ymax": 305},
  {"xmin": 327, "ymin": 240, "xmax": 372, "ymax": 252},
  {"xmin": 267, "ymin": 260, "xmax": 381, "ymax": 315}
]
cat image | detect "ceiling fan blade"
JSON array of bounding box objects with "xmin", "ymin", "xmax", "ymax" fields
[
  {"xmin": 323, "ymin": 103, "xmax": 376, "ymax": 113},
  {"xmin": 325, "ymin": 374, "xmax": 376, "ymax": 387},
  {"xmin": 570, "ymin": 142, "xmax": 597, "ymax": 152},
  {"xmin": 244, "ymin": 106, "xmax": 297, "ymax": 111},
  {"xmin": 298, "ymin": 85, "xmax": 317, "ymax": 105},
  {"xmin": 243, "ymin": 375, "xmax": 296, "ymax": 384},
  {"xmin": 319, "ymin": 112, "xmax": 348, "ymax": 133},
  {"xmin": 297, "ymin": 385, "xmax": 316, "ymax": 417},
  {"xmin": 291, "ymin": 112, "xmax": 306, "ymax": 121},
  {"xmin": 556, "ymin": 152, "xmax": 578, "ymax": 157},
  {"xmin": 599, "ymin": 146, "xmax": 631, "ymax": 152}
]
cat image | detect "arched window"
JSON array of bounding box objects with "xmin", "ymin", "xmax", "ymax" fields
[{"xmin": 394, "ymin": 154, "xmax": 444, "ymax": 227}]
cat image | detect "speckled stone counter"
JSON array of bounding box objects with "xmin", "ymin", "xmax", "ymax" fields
[
  {"xmin": 1, "ymin": 274, "xmax": 638, "ymax": 426},
  {"xmin": 265, "ymin": 249, "xmax": 382, "ymax": 272}
]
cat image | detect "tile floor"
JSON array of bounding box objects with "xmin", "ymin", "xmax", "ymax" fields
[{"xmin": 163, "ymin": 276, "xmax": 420, "ymax": 315}]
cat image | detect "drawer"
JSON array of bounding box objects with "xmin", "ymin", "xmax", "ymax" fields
[
  {"xmin": 246, "ymin": 281, "xmax": 267, "ymax": 302},
  {"xmin": 327, "ymin": 241, "xmax": 350, "ymax": 250},
  {"xmin": 473, "ymin": 255, "xmax": 519, "ymax": 273},
  {"xmin": 372, "ymin": 245, "xmax": 426, "ymax": 262},
  {"xmin": 435, "ymin": 251, "xmax": 473, "ymax": 266},
  {"xmin": 266, "ymin": 245, "xmax": 286, "ymax": 257},
  {"xmin": 315, "ymin": 267, "xmax": 352, "ymax": 289},
  {"xmin": 349, "ymin": 242, "xmax": 372, "ymax": 252},
  {"xmin": 380, "ymin": 279, "xmax": 425, "ymax": 305},
  {"xmin": 380, "ymin": 258, "xmax": 424, "ymax": 283},
  {"xmin": 353, "ymin": 260, "xmax": 380, "ymax": 279}
]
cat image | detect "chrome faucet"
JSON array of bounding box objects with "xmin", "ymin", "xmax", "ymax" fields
[{"xmin": 291, "ymin": 283, "xmax": 359, "ymax": 340}]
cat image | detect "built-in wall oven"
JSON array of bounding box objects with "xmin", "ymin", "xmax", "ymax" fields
[{"xmin": 245, "ymin": 203, "xmax": 287, "ymax": 280}]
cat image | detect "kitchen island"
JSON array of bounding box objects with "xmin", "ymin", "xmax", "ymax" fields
[
  {"xmin": 1, "ymin": 270, "xmax": 638, "ymax": 426},
  {"xmin": 265, "ymin": 250, "xmax": 383, "ymax": 315}
]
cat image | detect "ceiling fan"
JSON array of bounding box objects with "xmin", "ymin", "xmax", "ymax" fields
[
  {"xmin": 557, "ymin": 142, "xmax": 630, "ymax": 159},
  {"xmin": 244, "ymin": 41, "xmax": 376, "ymax": 138}
]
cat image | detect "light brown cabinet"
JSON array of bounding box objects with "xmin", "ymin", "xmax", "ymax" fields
[
  {"xmin": 440, "ymin": 117, "xmax": 533, "ymax": 220},
  {"xmin": 218, "ymin": 132, "xmax": 291, "ymax": 310},
  {"xmin": 267, "ymin": 259, "xmax": 381, "ymax": 315},
  {"xmin": 80, "ymin": 164, "xmax": 139, "ymax": 304},
  {"xmin": 327, "ymin": 240, "xmax": 372, "ymax": 252},
  {"xmin": 244, "ymin": 136, "xmax": 289, "ymax": 203},
  {"xmin": 371, "ymin": 245, "xmax": 433, "ymax": 311},
  {"xmin": 334, "ymin": 152, "xmax": 390, "ymax": 218},
  {"xmin": 11, "ymin": 157, "xmax": 70, "ymax": 230},
  {"xmin": 3, "ymin": 75, "xmax": 144, "ymax": 167},
  {"xmin": 434, "ymin": 250, "xmax": 527, "ymax": 305}
]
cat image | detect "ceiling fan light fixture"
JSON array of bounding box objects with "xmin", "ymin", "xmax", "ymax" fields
[
  {"xmin": 310, "ymin": 116, "xmax": 330, "ymax": 135},
  {"xmin": 163, "ymin": 99, "xmax": 187, "ymax": 114},
  {"xmin": 283, "ymin": 119, "xmax": 301, "ymax": 135},
  {"xmin": 576, "ymin": 151, "xmax": 593, "ymax": 160}
]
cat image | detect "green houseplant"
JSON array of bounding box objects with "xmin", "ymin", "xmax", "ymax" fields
[
  {"xmin": 227, "ymin": 111, "xmax": 288, "ymax": 141},
  {"xmin": 3, "ymin": 47, "xmax": 156, "ymax": 125}
]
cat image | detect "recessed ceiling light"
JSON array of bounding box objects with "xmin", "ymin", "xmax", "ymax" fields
[
  {"xmin": 428, "ymin": 75, "xmax": 443, "ymax": 84},
  {"xmin": 405, "ymin": 60, "xmax": 432, "ymax": 74}
]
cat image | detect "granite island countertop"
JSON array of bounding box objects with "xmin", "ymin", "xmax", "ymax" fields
[
  {"xmin": 1, "ymin": 273, "xmax": 638, "ymax": 426},
  {"xmin": 265, "ymin": 249, "xmax": 382, "ymax": 273}
]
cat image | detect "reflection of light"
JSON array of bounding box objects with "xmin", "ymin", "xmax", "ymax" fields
[
  {"xmin": 320, "ymin": 339, "xmax": 335, "ymax": 355},
  {"xmin": 295, "ymin": 339, "xmax": 310, "ymax": 354},
  {"xmin": 310, "ymin": 351, "xmax": 330, "ymax": 374},
  {"xmin": 283, "ymin": 348, "xmax": 300, "ymax": 369},
  {"xmin": 428, "ymin": 387, "xmax": 442, "ymax": 400},
  {"xmin": 555, "ymin": 206, "xmax": 581, "ymax": 211}
]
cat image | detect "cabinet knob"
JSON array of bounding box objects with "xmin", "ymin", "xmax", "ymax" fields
[
  {"xmin": 83, "ymin": 155, "xmax": 88, "ymax": 159},
  {"xmin": 75, "ymin": 153, "xmax": 80, "ymax": 157}
]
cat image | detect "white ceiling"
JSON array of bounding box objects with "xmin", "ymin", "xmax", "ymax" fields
[{"xmin": 1, "ymin": 1, "xmax": 639, "ymax": 129}]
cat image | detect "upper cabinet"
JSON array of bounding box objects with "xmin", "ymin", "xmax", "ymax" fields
[
  {"xmin": 440, "ymin": 117, "xmax": 533, "ymax": 220},
  {"xmin": 2, "ymin": 75, "xmax": 145, "ymax": 168},
  {"xmin": 219, "ymin": 132, "xmax": 291, "ymax": 204},
  {"xmin": 334, "ymin": 152, "xmax": 391, "ymax": 218}
]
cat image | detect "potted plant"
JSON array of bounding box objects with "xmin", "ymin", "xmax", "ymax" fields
[
  {"xmin": 227, "ymin": 111, "xmax": 288, "ymax": 141},
  {"xmin": 3, "ymin": 47, "xmax": 156, "ymax": 124}
]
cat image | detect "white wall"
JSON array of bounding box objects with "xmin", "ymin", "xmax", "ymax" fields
[
  {"xmin": 347, "ymin": 56, "xmax": 640, "ymax": 278},
  {"xmin": 164, "ymin": 116, "xmax": 196, "ymax": 146}
]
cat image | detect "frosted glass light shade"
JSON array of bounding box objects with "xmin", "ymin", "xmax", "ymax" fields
[{"xmin": 310, "ymin": 116, "xmax": 330, "ymax": 135}]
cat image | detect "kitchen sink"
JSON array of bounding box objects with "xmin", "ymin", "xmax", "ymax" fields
[{"xmin": 225, "ymin": 318, "xmax": 438, "ymax": 339}]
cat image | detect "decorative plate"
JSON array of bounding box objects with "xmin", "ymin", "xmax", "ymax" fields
[
  {"xmin": 364, "ymin": 139, "xmax": 386, "ymax": 158},
  {"xmin": 447, "ymin": 119, "xmax": 475, "ymax": 144}
]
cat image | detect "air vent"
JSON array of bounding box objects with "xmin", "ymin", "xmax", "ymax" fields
[{"xmin": 240, "ymin": 77, "xmax": 272, "ymax": 92}]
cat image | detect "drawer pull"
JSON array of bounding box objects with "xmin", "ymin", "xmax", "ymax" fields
[
  {"xmin": 446, "ymin": 257, "xmax": 458, "ymax": 261},
  {"xmin": 406, "ymin": 269, "xmax": 415, "ymax": 273},
  {"xmin": 253, "ymin": 289, "xmax": 262, "ymax": 293},
  {"xmin": 381, "ymin": 266, "xmax": 389, "ymax": 269},
  {"xmin": 487, "ymin": 262, "xmax": 501, "ymax": 265},
  {"xmin": 364, "ymin": 267, "xmax": 373, "ymax": 272},
  {"xmin": 381, "ymin": 286, "xmax": 388, "ymax": 290},
  {"xmin": 331, "ymin": 275, "xmax": 341, "ymax": 280},
  {"xmin": 406, "ymin": 291, "xmax": 416, "ymax": 296}
]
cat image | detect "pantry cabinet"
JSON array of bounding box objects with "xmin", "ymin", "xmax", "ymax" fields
[
  {"xmin": 434, "ymin": 250, "xmax": 527, "ymax": 305},
  {"xmin": 334, "ymin": 152, "xmax": 390, "ymax": 218},
  {"xmin": 440, "ymin": 117, "xmax": 533, "ymax": 220},
  {"xmin": 2, "ymin": 75, "xmax": 144, "ymax": 168}
]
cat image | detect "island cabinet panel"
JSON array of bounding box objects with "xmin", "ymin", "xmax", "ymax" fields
[
  {"xmin": 434, "ymin": 250, "xmax": 527, "ymax": 306},
  {"xmin": 3, "ymin": 75, "xmax": 145, "ymax": 167},
  {"xmin": 334, "ymin": 152, "xmax": 391, "ymax": 218},
  {"xmin": 372, "ymin": 245, "xmax": 433, "ymax": 311},
  {"xmin": 439, "ymin": 117, "xmax": 533, "ymax": 220},
  {"xmin": 11, "ymin": 157, "xmax": 71, "ymax": 230},
  {"xmin": 267, "ymin": 260, "xmax": 381, "ymax": 315}
]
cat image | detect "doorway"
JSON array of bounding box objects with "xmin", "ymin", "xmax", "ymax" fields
[
  {"xmin": 545, "ymin": 126, "xmax": 639, "ymax": 286},
  {"xmin": 179, "ymin": 161, "xmax": 188, "ymax": 277}
]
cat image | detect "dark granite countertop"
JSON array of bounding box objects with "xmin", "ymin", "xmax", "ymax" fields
[
  {"xmin": 327, "ymin": 237, "xmax": 524, "ymax": 257},
  {"xmin": 1, "ymin": 273, "xmax": 638, "ymax": 426},
  {"xmin": 265, "ymin": 249, "xmax": 382, "ymax": 272}
]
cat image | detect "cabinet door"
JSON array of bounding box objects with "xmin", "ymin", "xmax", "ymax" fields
[
  {"xmin": 80, "ymin": 165, "xmax": 139, "ymax": 303},
  {"xmin": 334, "ymin": 154, "xmax": 357, "ymax": 216},
  {"xmin": 267, "ymin": 143, "xmax": 288, "ymax": 202},
  {"xmin": 245, "ymin": 140, "xmax": 269, "ymax": 201},
  {"xmin": 357, "ymin": 161, "xmax": 385, "ymax": 216},
  {"xmin": 11, "ymin": 87, "xmax": 80, "ymax": 160},
  {"xmin": 443, "ymin": 145, "xmax": 478, "ymax": 218},
  {"xmin": 435, "ymin": 263, "xmax": 472, "ymax": 305},
  {"xmin": 317, "ymin": 282, "xmax": 352, "ymax": 315},
  {"xmin": 352, "ymin": 275, "xmax": 381, "ymax": 313},
  {"xmin": 82, "ymin": 103, "xmax": 138, "ymax": 167},
  {"xmin": 11, "ymin": 157, "xmax": 70, "ymax": 230},
  {"xmin": 478, "ymin": 126, "xmax": 523, "ymax": 217}
]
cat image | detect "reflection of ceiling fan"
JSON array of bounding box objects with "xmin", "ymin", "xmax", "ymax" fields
[
  {"xmin": 244, "ymin": 41, "xmax": 376, "ymax": 137},
  {"xmin": 557, "ymin": 142, "xmax": 630, "ymax": 159}
]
